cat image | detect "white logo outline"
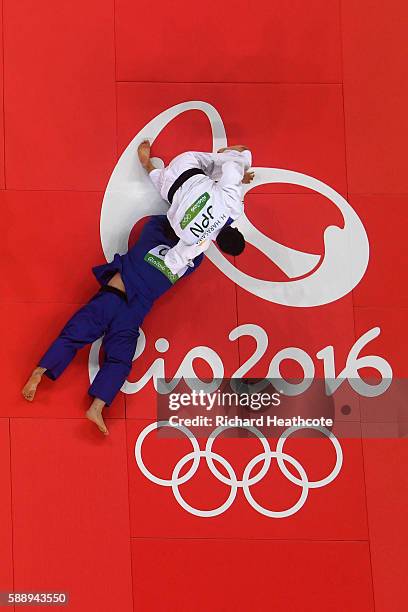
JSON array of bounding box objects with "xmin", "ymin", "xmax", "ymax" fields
[
  {"xmin": 135, "ymin": 421, "xmax": 343, "ymax": 518},
  {"xmin": 97, "ymin": 101, "xmax": 371, "ymax": 516},
  {"xmin": 100, "ymin": 100, "xmax": 369, "ymax": 307}
]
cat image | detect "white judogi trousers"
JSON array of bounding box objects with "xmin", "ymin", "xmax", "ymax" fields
[{"xmin": 149, "ymin": 149, "xmax": 252, "ymax": 274}]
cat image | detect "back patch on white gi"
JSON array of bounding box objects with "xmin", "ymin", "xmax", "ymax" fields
[
  {"xmin": 180, "ymin": 192, "xmax": 210, "ymax": 230},
  {"xmin": 178, "ymin": 192, "xmax": 227, "ymax": 246}
]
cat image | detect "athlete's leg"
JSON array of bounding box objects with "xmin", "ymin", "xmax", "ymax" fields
[
  {"xmin": 86, "ymin": 325, "xmax": 140, "ymax": 434},
  {"xmin": 86, "ymin": 397, "xmax": 109, "ymax": 436},
  {"xmin": 22, "ymin": 292, "xmax": 116, "ymax": 401},
  {"xmin": 138, "ymin": 139, "xmax": 212, "ymax": 199}
]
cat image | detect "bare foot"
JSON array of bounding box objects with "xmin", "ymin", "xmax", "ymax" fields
[
  {"xmin": 86, "ymin": 400, "xmax": 109, "ymax": 436},
  {"xmin": 22, "ymin": 367, "xmax": 46, "ymax": 401},
  {"xmin": 137, "ymin": 140, "xmax": 155, "ymax": 173}
]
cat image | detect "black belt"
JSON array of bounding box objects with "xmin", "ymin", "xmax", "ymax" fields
[
  {"xmin": 167, "ymin": 168, "xmax": 205, "ymax": 204},
  {"xmin": 100, "ymin": 285, "xmax": 127, "ymax": 301}
]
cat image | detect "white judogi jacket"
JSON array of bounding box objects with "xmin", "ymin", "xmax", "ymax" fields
[{"xmin": 149, "ymin": 149, "xmax": 252, "ymax": 274}]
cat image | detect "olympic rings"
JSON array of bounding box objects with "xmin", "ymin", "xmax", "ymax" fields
[
  {"xmin": 242, "ymin": 450, "xmax": 309, "ymax": 518},
  {"xmin": 172, "ymin": 450, "xmax": 238, "ymax": 517},
  {"xmin": 134, "ymin": 421, "xmax": 343, "ymax": 518},
  {"xmin": 275, "ymin": 425, "xmax": 343, "ymax": 489},
  {"xmin": 135, "ymin": 420, "xmax": 200, "ymax": 487}
]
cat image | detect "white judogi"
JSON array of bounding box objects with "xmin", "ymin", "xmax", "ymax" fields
[{"xmin": 149, "ymin": 149, "xmax": 252, "ymax": 274}]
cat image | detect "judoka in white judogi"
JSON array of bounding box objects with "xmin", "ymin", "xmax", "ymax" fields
[{"xmin": 145, "ymin": 147, "xmax": 253, "ymax": 274}]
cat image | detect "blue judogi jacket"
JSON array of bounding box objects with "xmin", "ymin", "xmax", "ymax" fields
[{"xmin": 92, "ymin": 215, "xmax": 204, "ymax": 308}]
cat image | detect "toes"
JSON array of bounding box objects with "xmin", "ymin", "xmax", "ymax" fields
[
  {"xmin": 98, "ymin": 422, "xmax": 109, "ymax": 435},
  {"xmin": 22, "ymin": 388, "xmax": 34, "ymax": 401},
  {"xmin": 86, "ymin": 409, "xmax": 109, "ymax": 435}
]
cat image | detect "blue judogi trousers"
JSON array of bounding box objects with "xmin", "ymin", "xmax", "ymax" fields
[{"xmin": 38, "ymin": 288, "xmax": 146, "ymax": 406}]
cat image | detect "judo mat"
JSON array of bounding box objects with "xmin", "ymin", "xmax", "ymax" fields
[{"xmin": 1, "ymin": 0, "xmax": 408, "ymax": 610}]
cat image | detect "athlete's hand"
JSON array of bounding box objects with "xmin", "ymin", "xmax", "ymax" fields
[{"xmin": 242, "ymin": 171, "xmax": 255, "ymax": 184}]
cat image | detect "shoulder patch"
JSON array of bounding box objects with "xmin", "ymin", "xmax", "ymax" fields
[{"xmin": 144, "ymin": 245, "xmax": 179, "ymax": 284}]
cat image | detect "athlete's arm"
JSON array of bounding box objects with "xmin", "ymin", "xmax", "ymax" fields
[
  {"xmin": 164, "ymin": 240, "xmax": 209, "ymax": 275},
  {"xmin": 217, "ymin": 145, "xmax": 250, "ymax": 153},
  {"xmin": 191, "ymin": 149, "xmax": 252, "ymax": 181}
]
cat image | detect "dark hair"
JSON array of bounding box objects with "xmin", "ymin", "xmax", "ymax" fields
[{"xmin": 216, "ymin": 226, "xmax": 246, "ymax": 256}]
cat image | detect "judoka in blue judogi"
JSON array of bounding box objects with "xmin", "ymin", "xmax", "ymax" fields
[{"xmin": 22, "ymin": 215, "xmax": 203, "ymax": 435}]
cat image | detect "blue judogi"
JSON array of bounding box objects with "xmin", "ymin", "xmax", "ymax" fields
[{"xmin": 39, "ymin": 216, "xmax": 203, "ymax": 405}]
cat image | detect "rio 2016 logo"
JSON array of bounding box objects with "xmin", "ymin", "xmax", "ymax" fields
[
  {"xmin": 99, "ymin": 100, "xmax": 369, "ymax": 308},
  {"xmin": 89, "ymin": 101, "xmax": 392, "ymax": 518}
]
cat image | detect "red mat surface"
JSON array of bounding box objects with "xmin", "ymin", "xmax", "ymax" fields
[{"xmin": 1, "ymin": 1, "xmax": 407, "ymax": 610}]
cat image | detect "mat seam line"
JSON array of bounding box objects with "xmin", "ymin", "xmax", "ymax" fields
[
  {"xmin": 338, "ymin": 0, "xmax": 376, "ymax": 608},
  {"xmin": 2, "ymin": 189, "xmax": 407, "ymax": 196},
  {"xmin": 1, "ymin": 0, "xmax": 6, "ymax": 189},
  {"xmin": 8, "ymin": 418, "xmax": 15, "ymax": 600},
  {"xmin": 116, "ymin": 81, "xmax": 343, "ymax": 85},
  {"xmin": 113, "ymin": 0, "xmax": 119, "ymax": 162},
  {"xmin": 124, "ymin": 418, "xmax": 136, "ymax": 612},
  {"xmin": 129, "ymin": 536, "xmax": 371, "ymax": 542}
]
